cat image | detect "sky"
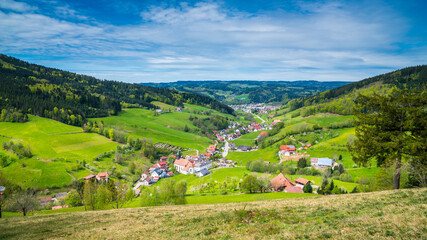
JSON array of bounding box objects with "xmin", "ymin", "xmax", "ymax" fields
[{"xmin": 0, "ymin": 0, "xmax": 426, "ymax": 83}]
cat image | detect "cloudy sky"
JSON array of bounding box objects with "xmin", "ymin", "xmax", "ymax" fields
[{"xmin": 0, "ymin": 0, "xmax": 426, "ymax": 83}]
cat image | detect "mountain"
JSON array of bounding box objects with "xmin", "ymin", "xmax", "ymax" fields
[
  {"xmin": 140, "ymin": 80, "xmax": 350, "ymax": 104},
  {"xmin": 0, "ymin": 54, "xmax": 234, "ymax": 126},
  {"xmin": 286, "ymin": 65, "xmax": 427, "ymax": 116}
]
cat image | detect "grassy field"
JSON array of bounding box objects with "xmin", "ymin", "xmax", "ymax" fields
[
  {"xmin": 232, "ymin": 131, "xmax": 259, "ymax": 146},
  {"xmin": 90, "ymin": 108, "xmax": 215, "ymax": 151},
  {"xmin": 1, "ymin": 188, "xmax": 425, "ymax": 239},
  {"xmin": 227, "ymin": 146, "xmax": 280, "ymax": 166},
  {"xmin": 0, "ymin": 116, "xmax": 119, "ymax": 188}
]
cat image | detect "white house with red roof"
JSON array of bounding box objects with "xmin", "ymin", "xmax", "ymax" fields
[{"xmin": 174, "ymin": 158, "xmax": 195, "ymax": 175}]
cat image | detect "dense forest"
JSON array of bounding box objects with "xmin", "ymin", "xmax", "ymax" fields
[
  {"xmin": 141, "ymin": 80, "xmax": 349, "ymax": 104},
  {"xmin": 0, "ymin": 54, "xmax": 234, "ymax": 126},
  {"xmin": 288, "ymin": 65, "xmax": 427, "ymax": 113}
]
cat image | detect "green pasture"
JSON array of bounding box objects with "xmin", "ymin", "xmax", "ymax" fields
[
  {"xmin": 90, "ymin": 108, "xmax": 214, "ymax": 151},
  {"xmin": 186, "ymin": 192, "xmax": 317, "ymax": 204},
  {"xmin": 232, "ymin": 131, "xmax": 259, "ymax": 146},
  {"xmin": 226, "ymin": 146, "xmax": 280, "ymax": 166}
]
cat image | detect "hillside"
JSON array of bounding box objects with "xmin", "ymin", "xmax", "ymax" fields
[
  {"xmin": 287, "ymin": 65, "xmax": 427, "ymax": 115},
  {"xmin": 141, "ymin": 80, "xmax": 349, "ymax": 104},
  {"xmin": 1, "ymin": 188, "xmax": 425, "ymax": 239},
  {"xmin": 0, "ymin": 54, "xmax": 234, "ymax": 126}
]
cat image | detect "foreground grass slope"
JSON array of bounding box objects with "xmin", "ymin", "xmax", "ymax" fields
[{"xmin": 1, "ymin": 188, "xmax": 425, "ymax": 239}]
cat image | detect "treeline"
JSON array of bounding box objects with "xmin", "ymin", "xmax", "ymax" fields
[
  {"xmin": 2, "ymin": 141, "xmax": 32, "ymax": 159},
  {"xmin": 0, "ymin": 108, "xmax": 28, "ymax": 123},
  {"xmin": 140, "ymin": 179, "xmax": 187, "ymax": 206},
  {"xmin": 143, "ymin": 80, "xmax": 349, "ymax": 104},
  {"xmin": 85, "ymin": 122, "xmax": 172, "ymax": 162},
  {"xmin": 0, "ymin": 54, "xmax": 234, "ymax": 127},
  {"xmin": 288, "ymin": 65, "xmax": 427, "ymax": 112},
  {"xmin": 189, "ymin": 114, "xmax": 229, "ymax": 137}
]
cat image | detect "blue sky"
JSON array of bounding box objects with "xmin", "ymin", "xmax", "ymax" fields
[{"xmin": 0, "ymin": 0, "xmax": 426, "ymax": 83}]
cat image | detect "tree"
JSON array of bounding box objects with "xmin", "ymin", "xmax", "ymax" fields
[
  {"xmin": 241, "ymin": 175, "xmax": 259, "ymax": 193},
  {"xmin": 303, "ymin": 182, "xmax": 313, "ymax": 193},
  {"xmin": 83, "ymin": 181, "xmax": 96, "ymax": 210},
  {"xmin": 65, "ymin": 190, "xmax": 82, "ymax": 207},
  {"xmin": 297, "ymin": 158, "xmax": 307, "ymax": 169},
  {"xmin": 184, "ymin": 124, "xmax": 189, "ymax": 132},
  {"xmin": 257, "ymin": 174, "xmax": 272, "ymax": 193},
  {"xmin": 349, "ymin": 88, "xmax": 427, "ymax": 189},
  {"xmin": 7, "ymin": 189, "xmax": 39, "ymax": 216}
]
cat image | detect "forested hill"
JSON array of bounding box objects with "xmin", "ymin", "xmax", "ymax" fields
[
  {"xmin": 0, "ymin": 54, "xmax": 234, "ymax": 126},
  {"xmin": 141, "ymin": 80, "xmax": 350, "ymax": 104},
  {"xmin": 287, "ymin": 65, "xmax": 427, "ymax": 116}
]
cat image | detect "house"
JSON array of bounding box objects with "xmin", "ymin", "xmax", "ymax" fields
[
  {"xmin": 294, "ymin": 178, "xmax": 310, "ymax": 186},
  {"xmin": 141, "ymin": 171, "xmax": 149, "ymax": 180},
  {"xmin": 142, "ymin": 176, "xmax": 153, "ymax": 186},
  {"xmin": 311, "ymin": 158, "xmax": 333, "ymax": 168},
  {"xmin": 54, "ymin": 192, "xmax": 68, "ymax": 199},
  {"xmin": 303, "ymin": 144, "xmax": 312, "ymax": 149},
  {"xmin": 270, "ymin": 173, "xmax": 295, "ymax": 191},
  {"xmin": 151, "ymin": 168, "xmax": 163, "ymax": 177},
  {"xmin": 229, "ymin": 142, "xmax": 236, "ymax": 149},
  {"xmin": 257, "ymin": 131, "xmax": 268, "ymax": 138},
  {"xmin": 83, "ymin": 174, "xmax": 95, "ymax": 180},
  {"xmin": 96, "ymin": 172, "xmax": 109, "ymax": 181},
  {"xmin": 237, "ymin": 145, "xmax": 252, "ymax": 152},
  {"xmin": 207, "ymin": 145, "xmax": 217, "ymax": 153},
  {"xmin": 158, "ymin": 160, "xmax": 168, "ymax": 168},
  {"xmin": 280, "ymin": 145, "xmax": 296, "ymax": 154},
  {"xmin": 285, "ymin": 186, "xmax": 304, "ymax": 193},
  {"xmin": 150, "ymin": 163, "xmax": 160, "ymax": 172},
  {"xmin": 40, "ymin": 197, "xmax": 53, "ymax": 205},
  {"xmin": 174, "ymin": 158, "xmax": 195, "ymax": 175},
  {"xmin": 194, "ymin": 160, "xmax": 212, "ymax": 173},
  {"xmin": 268, "ymin": 114, "xmax": 274, "ymax": 118},
  {"xmin": 197, "ymin": 169, "xmax": 210, "ymax": 177},
  {"xmin": 272, "ymin": 119, "xmax": 282, "ymax": 125},
  {"xmin": 160, "ymin": 156, "xmax": 168, "ymax": 162},
  {"xmin": 52, "ymin": 205, "xmax": 68, "ymax": 210}
]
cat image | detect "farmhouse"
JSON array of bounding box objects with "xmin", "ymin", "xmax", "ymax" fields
[
  {"xmin": 83, "ymin": 174, "xmax": 95, "ymax": 180},
  {"xmin": 280, "ymin": 145, "xmax": 296, "ymax": 154},
  {"xmin": 294, "ymin": 177, "xmax": 310, "ymax": 186},
  {"xmin": 270, "ymin": 173, "xmax": 294, "ymax": 191},
  {"xmin": 40, "ymin": 197, "xmax": 53, "ymax": 205},
  {"xmin": 96, "ymin": 172, "xmax": 109, "ymax": 181}
]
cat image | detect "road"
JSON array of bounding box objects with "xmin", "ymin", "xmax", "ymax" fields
[
  {"xmin": 222, "ymin": 140, "xmax": 229, "ymax": 158},
  {"xmin": 253, "ymin": 113, "xmax": 266, "ymax": 123}
]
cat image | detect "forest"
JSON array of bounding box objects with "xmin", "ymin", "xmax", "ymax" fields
[
  {"xmin": 0, "ymin": 54, "xmax": 234, "ymax": 126},
  {"xmin": 141, "ymin": 80, "xmax": 349, "ymax": 104}
]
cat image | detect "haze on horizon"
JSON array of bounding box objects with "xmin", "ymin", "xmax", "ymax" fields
[{"xmin": 0, "ymin": 0, "xmax": 426, "ymax": 83}]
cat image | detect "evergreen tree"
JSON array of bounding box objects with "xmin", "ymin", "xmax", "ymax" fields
[{"xmin": 349, "ymin": 88, "xmax": 427, "ymax": 189}]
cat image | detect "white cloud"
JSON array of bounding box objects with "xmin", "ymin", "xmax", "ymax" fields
[
  {"xmin": 0, "ymin": 0, "xmax": 36, "ymax": 12},
  {"xmin": 0, "ymin": 1, "xmax": 423, "ymax": 83}
]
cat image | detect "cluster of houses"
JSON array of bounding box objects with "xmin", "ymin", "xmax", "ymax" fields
[
  {"xmin": 83, "ymin": 172, "xmax": 110, "ymax": 181},
  {"xmin": 231, "ymin": 104, "xmax": 280, "ymax": 115},
  {"xmin": 174, "ymin": 154, "xmax": 212, "ymax": 177},
  {"xmin": 40, "ymin": 192, "xmax": 69, "ymax": 210},
  {"xmin": 270, "ymin": 173, "xmax": 315, "ymax": 193}
]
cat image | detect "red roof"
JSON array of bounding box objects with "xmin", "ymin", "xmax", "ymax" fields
[
  {"xmin": 40, "ymin": 197, "xmax": 52, "ymax": 202},
  {"xmin": 280, "ymin": 145, "xmax": 296, "ymax": 151},
  {"xmin": 83, "ymin": 174, "xmax": 95, "ymax": 180},
  {"xmin": 183, "ymin": 162, "xmax": 195, "ymax": 171},
  {"xmin": 160, "ymin": 156, "xmax": 168, "ymax": 161},
  {"xmin": 270, "ymin": 173, "xmax": 295, "ymax": 190},
  {"xmin": 97, "ymin": 172, "xmax": 109, "ymax": 179},
  {"xmin": 174, "ymin": 158, "xmax": 188, "ymax": 167},
  {"xmin": 205, "ymin": 153, "xmax": 212, "ymax": 157},
  {"xmin": 295, "ymin": 178, "xmax": 310, "ymax": 185},
  {"xmin": 158, "ymin": 161, "xmax": 167, "ymax": 167},
  {"xmin": 259, "ymin": 131, "xmax": 268, "ymax": 136},
  {"xmin": 286, "ymin": 186, "xmax": 304, "ymax": 193}
]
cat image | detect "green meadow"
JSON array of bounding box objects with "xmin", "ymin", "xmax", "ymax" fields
[
  {"xmin": 90, "ymin": 107, "xmax": 221, "ymax": 151},
  {"xmin": 0, "ymin": 116, "xmax": 118, "ymax": 188}
]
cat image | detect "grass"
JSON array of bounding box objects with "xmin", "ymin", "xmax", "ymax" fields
[
  {"xmin": 287, "ymin": 175, "xmax": 359, "ymax": 192},
  {"xmin": 232, "ymin": 131, "xmax": 259, "ymax": 146},
  {"xmin": 0, "ymin": 116, "xmax": 119, "ymax": 188},
  {"xmin": 1, "ymin": 188, "xmax": 425, "ymax": 239},
  {"xmin": 186, "ymin": 192, "xmax": 316, "ymax": 204},
  {"xmin": 90, "ymin": 108, "xmax": 214, "ymax": 151},
  {"xmin": 227, "ymin": 145, "xmax": 280, "ymax": 166}
]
